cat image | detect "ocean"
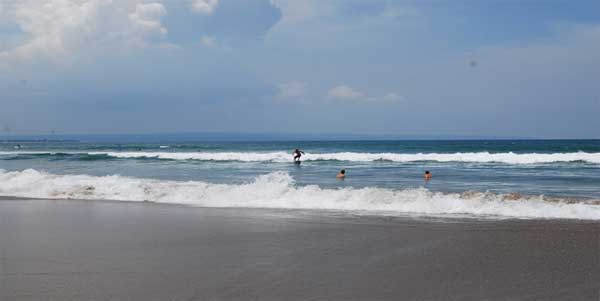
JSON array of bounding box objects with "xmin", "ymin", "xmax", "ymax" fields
[{"xmin": 1, "ymin": 139, "xmax": 599, "ymax": 220}]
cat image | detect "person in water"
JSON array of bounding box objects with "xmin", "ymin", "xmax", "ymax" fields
[
  {"xmin": 424, "ymin": 170, "xmax": 432, "ymax": 180},
  {"xmin": 336, "ymin": 169, "xmax": 346, "ymax": 179},
  {"xmin": 293, "ymin": 149, "xmax": 305, "ymax": 162}
]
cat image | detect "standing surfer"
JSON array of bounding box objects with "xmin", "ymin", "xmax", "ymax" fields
[{"xmin": 293, "ymin": 149, "xmax": 305, "ymax": 162}]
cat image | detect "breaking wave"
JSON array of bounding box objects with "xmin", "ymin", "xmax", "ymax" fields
[
  {"xmin": 1, "ymin": 151, "xmax": 600, "ymax": 164},
  {"xmin": 1, "ymin": 169, "xmax": 599, "ymax": 220}
]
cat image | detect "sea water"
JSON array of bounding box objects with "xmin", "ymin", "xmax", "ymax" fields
[{"xmin": 1, "ymin": 140, "xmax": 599, "ymax": 219}]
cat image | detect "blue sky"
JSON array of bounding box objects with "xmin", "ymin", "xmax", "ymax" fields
[{"xmin": 1, "ymin": 0, "xmax": 599, "ymax": 138}]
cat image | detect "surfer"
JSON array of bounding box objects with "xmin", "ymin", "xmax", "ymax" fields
[
  {"xmin": 336, "ymin": 169, "xmax": 346, "ymax": 179},
  {"xmin": 424, "ymin": 171, "xmax": 432, "ymax": 180},
  {"xmin": 293, "ymin": 149, "xmax": 305, "ymax": 162}
]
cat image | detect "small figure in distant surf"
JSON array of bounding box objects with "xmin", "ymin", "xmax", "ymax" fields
[
  {"xmin": 336, "ymin": 169, "xmax": 346, "ymax": 179},
  {"xmin": 293, "ymin": 148, "xmax": 305, "ymax": 162},
  {"xmin": 424, "ymin": 170, "xmax": 432, "ymax": 180}
]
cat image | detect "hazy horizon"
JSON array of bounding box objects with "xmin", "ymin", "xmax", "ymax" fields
[{"xmin": 2, "ymin": 130, "xmax": 596, "ymax": 143}]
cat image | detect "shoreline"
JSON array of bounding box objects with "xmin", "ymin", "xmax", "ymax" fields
[
  {"xmin": 1, "ymin": 198, "xmax": 599, "ymax": 300},
  {"xmin": 2, "ymin": 194, "xmax": 600, "ymax": 222}
]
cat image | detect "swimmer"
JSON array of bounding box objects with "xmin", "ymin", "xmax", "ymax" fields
[
  {"xmin": 293, "ymin": 148, "xmax": 305, "ymax": 162},
  {"xmin": 424, "ymin": 170, "xmax": 432, "ymax": 180},
  {"xmin": 336, "ymin": 169, "xmax": 346, "ymax": 179}
]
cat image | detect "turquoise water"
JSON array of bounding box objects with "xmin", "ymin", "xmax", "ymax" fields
[{"xmin": 1, "ymin": 139, "xmax": 599, "ymax": 219}]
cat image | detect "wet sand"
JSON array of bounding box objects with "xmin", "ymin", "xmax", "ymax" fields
[{"xmin": 0, "ymin": 198, "xmax": 599, "ymax": 300}]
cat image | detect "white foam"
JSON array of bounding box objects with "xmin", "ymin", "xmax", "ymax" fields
[
  {"xmin": 2, "ymin": 151, "xmax": 600, "ymax": 164},
  {"xmin": 0, "ymin": 151, "xmax": 60, "ymax": 155},
  {"xmin": 299, "ymin": 151, "xmax": 600, "ymax": 164},
  {"xmin": 1, "ymin": 169, "xmax": 599, "ymax": 220},
  {"xmin": 92, "ymin": 151, "xmax": 293, "ymax": 162}
]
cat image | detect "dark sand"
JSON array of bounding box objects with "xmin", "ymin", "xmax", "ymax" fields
[{"xmin": 0, "ymin": 198, "xmax": 599, "ymax": 300}]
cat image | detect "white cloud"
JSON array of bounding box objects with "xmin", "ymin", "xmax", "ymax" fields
[
  {"xmin": 190, "ymin": 0, "xmax": 219, "ymax": 15},
  {"xmin": 326, "ymin": 85, "xmax": 403, "ymax": 102},
  {"xmin": 382, "ymin": 93, "xmax": 403, "ymax": 101},
  {"xmin": 327, "ymin": 85, "xmax": 363, "ymax": 100},
  {"xmin": 129, "ymin": 3, "xmax": 168, "ymax": 41},
  {"xmin": 277, "ymin": 81, "xmax": 307, "ymax": 99},
  {"xmin": 200, "ymin": 35, "xmax": 216, "ymax": 47},
  {"xmin": 0, "ymin": 0, "xmax": 169, "ymax": 63}
]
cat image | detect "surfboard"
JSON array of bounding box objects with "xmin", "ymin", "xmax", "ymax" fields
[{"xmin": 294, "ymin": 160, "xmax": 301, "ymax": 165}]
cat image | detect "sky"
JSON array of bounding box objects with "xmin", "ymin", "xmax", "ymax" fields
[{"xmin": 0, "ymin": 0, "xmax": 599, "ymax": 138}]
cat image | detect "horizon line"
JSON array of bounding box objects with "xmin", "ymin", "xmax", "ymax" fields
[{"xmin": 2, "ymin": 131, "xmax": 599, "ymax": 141}]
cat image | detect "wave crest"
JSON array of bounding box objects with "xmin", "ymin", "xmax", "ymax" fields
[
  {"xmin": 2, "ymin": 151, "xmax": 600, "ymax": 164},
  {"xmin": 0, "ymin": 169, "xmax": 599, "ymax": 220}
]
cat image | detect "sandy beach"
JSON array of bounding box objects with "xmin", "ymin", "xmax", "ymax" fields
[{"xmin": 0, "ymin": 198, "xmax": 599, "ymax": 300}]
